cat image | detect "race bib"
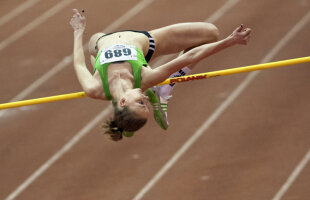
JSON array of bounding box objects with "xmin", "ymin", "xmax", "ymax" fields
[{"xmin": 100, "ymin": 44, "xmax": 137, "ymax": 65}]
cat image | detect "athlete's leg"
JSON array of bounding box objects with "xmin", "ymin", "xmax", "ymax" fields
[
  {"xmin": 149, "ymin": 22, "xmax": 219, "ymax": 60},
  {"xmin": 147, "ymin": 51, "xmax": 197, "ymax": 130}
]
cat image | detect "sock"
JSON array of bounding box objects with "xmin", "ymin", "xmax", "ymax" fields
[{"xmin": 158, "ymin": 66, "xmax": 191, "ymax": 98}]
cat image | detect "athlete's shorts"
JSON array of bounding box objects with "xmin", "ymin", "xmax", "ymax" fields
[{"xmin": 95, "ymin": 30, "xmax": 155, "ymax": 62}]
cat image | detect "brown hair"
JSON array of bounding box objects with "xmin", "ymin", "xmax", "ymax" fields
[{"xmin": 103, "ymin": 104, "xmax": 147, "ymax": 141}]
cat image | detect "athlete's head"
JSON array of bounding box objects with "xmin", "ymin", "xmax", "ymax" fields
[
  {"xmin": 88, "ymin": 32, "xmax": 105, "ymax": 56},
  {"xmin": 103, "ymin": 88, "xmax": 149, "ymax": 141}
]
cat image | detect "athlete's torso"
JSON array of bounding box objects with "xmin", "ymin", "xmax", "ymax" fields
[{"xmin": 93, "ymin": 31, "xmax": 154, "ymax": 100}]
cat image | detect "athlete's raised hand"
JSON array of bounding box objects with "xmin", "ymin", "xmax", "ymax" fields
[
  {"xmin": 70, "ymin": 9, "xmax": 86, "ymax": 32},
  {"xmin": 230, "ymin": 24, "xmax": 251, "ymax": 45}
]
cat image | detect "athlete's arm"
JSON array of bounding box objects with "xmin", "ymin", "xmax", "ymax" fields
[
  {"xmin": 145, "ymin": 25, "xmax": 251, "ymax": 86},
  {"xmin": 90, "ymin": 55, "xmax": 96, "ymax": 67},
  {"xmin": 70, "ymin": 9, "xmax": 101, "ymax": 97}
]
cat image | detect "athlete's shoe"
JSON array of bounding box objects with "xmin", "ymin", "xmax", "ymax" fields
[{"xmin": 146, "ymin": 86, "xmax": 169, "ymax": 130}]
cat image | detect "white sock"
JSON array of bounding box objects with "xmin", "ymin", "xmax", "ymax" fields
[{"xmin": 158, "ymin": 66, "xmax": 191, "ymax": 98}]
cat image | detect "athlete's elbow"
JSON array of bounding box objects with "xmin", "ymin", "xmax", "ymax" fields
[
  {"xmin": 208, "ymin": 23, "xmax": 220, "ymax": 42},
  {"xmin": 185, "ymin": 49, "xmax": 203, "ymax": 64},
  {"xmin": 84, "ymin": 88, "xmax": 95, "ymax": 98},
  {"xmin": 84, "ymin": 85, "xmax": 99, "ymax": 99}
]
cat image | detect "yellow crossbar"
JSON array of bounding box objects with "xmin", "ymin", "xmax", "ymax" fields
[
  {"xmin": 0, "ymin": 92, "xmax": 87, "ymax": 110},
  {"xmin": 0, "ymin": 56, "xmax": 309, "ymax": 110},
  {"xmin": 157, "ymin": 56, "xmax": 310, "ymax": 85}
]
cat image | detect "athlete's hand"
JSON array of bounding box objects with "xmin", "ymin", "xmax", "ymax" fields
[
  {"xmin": 230, "ymin": 24, "xmax": 251, "ymax": 45},
  {"xmin": 70, "ymin": 9, "xmax": 86, "ymax": 32}
]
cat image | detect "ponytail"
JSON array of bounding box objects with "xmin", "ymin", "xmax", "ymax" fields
[{"xmin": 102, "ymin": 119, "xmax": 123, "ymax": 141}]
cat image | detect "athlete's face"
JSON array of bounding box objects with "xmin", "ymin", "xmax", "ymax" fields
[{"xmin": 120, "ymin": 88, "xmax": 150, "ymax": 118}]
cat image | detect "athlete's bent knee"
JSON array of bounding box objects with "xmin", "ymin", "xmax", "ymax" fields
[{"xmin": 205, "ymin": 23, "xmax": 219, "ymax": 42}]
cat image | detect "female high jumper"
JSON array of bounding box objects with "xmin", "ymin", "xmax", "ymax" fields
[{"xmin": 70, "ymin": 9, "xmax": 251, "ymax": 141}]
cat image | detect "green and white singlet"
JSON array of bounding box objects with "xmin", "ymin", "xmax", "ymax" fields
[{"xmin": 94, "ymin": 44, "xmax": 148, "ymax": 100}]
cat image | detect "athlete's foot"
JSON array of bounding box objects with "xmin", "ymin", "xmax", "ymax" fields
[{"xmin": 146, "ymin": 86, "xmax": 169, "ymax": 130}]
